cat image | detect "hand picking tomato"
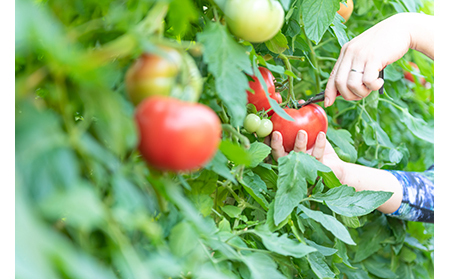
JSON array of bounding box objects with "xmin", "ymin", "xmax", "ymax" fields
[
  {"xmin": 126, "ymin": 46, "xmax": 182, "ymax": 105},
  {"xmin": 271, "ymin": 104, "xmax": 328, "ymax": 152},
  {"xmin": 337, "ymin": 0, "xmax": 353, "ymax": 23},
  {"xmin": 247, "ymin": 67, "xmax": 282, "ymax": 116},
  {"xmin": 135, "ymin": 96, "xmax": 222, "ymax": 172},
  {"xmin": 404, "ymin": 61, "xmax": 426, "ymax": 85},
  {"xmin": 224, "ymin": 0, "xmax": 285, "ymax": 43}
]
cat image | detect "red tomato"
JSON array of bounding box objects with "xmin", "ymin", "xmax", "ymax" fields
[
  {"xmin": 271, "ymin": 104, "xmax": 328, "ymax": 151},
  {"xmin": 404, "ymin": 62, "xmax": 426, "ymax": 85},
  {"xmin": 135, "ymin": 96, "xmax": 222, "ymax": 172},
  {"xmin": 247, "ymin": 67, "xmax": 282, "ymax": 116}
]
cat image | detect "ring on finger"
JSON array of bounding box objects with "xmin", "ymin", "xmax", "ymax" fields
[{"xmin": 350, "ymin": 68, "xmax": 364, "ymax": 74}]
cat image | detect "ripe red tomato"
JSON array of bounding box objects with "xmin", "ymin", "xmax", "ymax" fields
[
  {"xmin": 247, "ymin": 67, "xmax": 282, "ymax": 116},
  {"xmin": 135, "ymin": 96, "xmax": 222, "ymax": 172},
  {"xmin": 126, "ymin": 47, "xmax": 182, "ymax": 105},
  {"xmin": 224, "ymin": 0, "xmax": 285, "ymax": 43},
  {"xmin": 337, "ymin": 0, "xmax": 353, "ymax": 23},
  {"xmin": 404, "ymin": 62, "xmax": 426, "ymax": 85},
  {"xmin": 271, "ymin": 104, "xmax": 328, "ymax": 151}
]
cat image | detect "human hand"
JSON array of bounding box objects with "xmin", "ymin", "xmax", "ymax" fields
[
  {"xmin": 266, "ymin": 129, "xmax": 346, "ymax": 183},
  {"xmin": 324, "ymin": 13, "xmax": 416, "ymax": 107}
]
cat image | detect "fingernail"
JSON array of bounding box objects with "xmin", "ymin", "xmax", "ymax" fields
[
  {"xmin": 324, "ymin": 96, "xmax": 330, "ymax": 107},
  {"xmin": 273, "ymin": 132, "xmax": 280, "ymax": 142},
  {"xmin": 298, "ymin": 130, "xmax": 306, "ymax": 142},
  {"xmin": 318, "ymin": 132, "xmax": 325, "ymax": 141}
]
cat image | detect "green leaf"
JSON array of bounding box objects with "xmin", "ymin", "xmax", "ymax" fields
[
  {"xmin": 298, "ymin": 205, "xmax": 355, "ymax": 245},
  {"xmin": 363, "ymin": 257, "xmax": 398, "ymax": 278},
  {"xmin": 254, "ymin": 225, "xmax": 317, "ymax": 258},
  {"xmin": 353, "ymin": 215, "xmax": 391, "ymax": 262},
  {"xmin": 330, "ymin": 13, "xmax": 349, "ymax": 47},
  {"xmin": 248, "ymin": 142, "xmax": 272, "ymax": 168},
  {"xmin": 335, "ymin": 263, "xmax": 371, "ymax": 279},
  {"xmin": 264, "ymin": 31, "xmax": 289, "ymax": 54},
  {"xmin": 168, "ymin": 221, "xmax": 200, "ymax": 257},
  {"xmin": 274, "ymin": 152, "xmax": 338, "ymax": 225},
  {"xmin": 205, "ymin": 150, "xmax": 237, "ymax": 184},
  {"xmin": 301, "ymin": 0, "xmax": 340, "ymax": 43},
  {"xmin": 240, "ymin": 171, "xmax": 270, "ymax": 210},
  {"xmin": 399, "ymin": 108, "xmax": 434, "ymax": 144},
  {"xmin": 197, "ymin": 22, "xmax": 252, "ymax": 126},
  {"xmin": 304, "ymin": 239, "xmax": 338, "ymax": 256},
  {"xmin": 222, "ymin": 205, "xmax": 242, "ymax": 218},
  {"xmin": 242, "ymin": 253, "xmax": 287, "ymax": 279},
  {"xmin": 167, "ymin": 0, "xmax": 199, "ymax": 36},
  {"xmin": 327, "ymin": 127, "xmax": 357, "ymax": 163},
  {"xmin": 188, "ymin": 170, "xmax": 218, "ymax": 216},
  {"xmin": 307, "ymin": 252, "xmax": 336, "ymax": 279},
  {"xmin": 308, "ymin": 185, "xmax": 393, "ymax": 217},
  {"xmin": 220, "ymin": 140, "xmax": 252, "ymax": 166}
]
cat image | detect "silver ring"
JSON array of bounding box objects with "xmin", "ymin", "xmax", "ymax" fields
[{"xmin": 350, "ymin": 69, "xmax": 364, "ymax": 74}]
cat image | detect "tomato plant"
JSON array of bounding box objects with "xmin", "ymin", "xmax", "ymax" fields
[
  {"xmin": 337, "ymin": 0, "xmax": 354, "ymax": 23},
  {"xmin": 125, "ymin": 46, "xmax": 182, "ymax": 105},
  {"xmin": 15, "ymin": 0, "xmax": 434, "ymax": 278},
  {"xmin": 135, "ymin": 96, "xmax": 221, "ymax": 172},
  {"xmin": 224, "ymin": 0, "xmax": 285, "ymax": 43},
  {"xmin": 271, "ymin": 104, "xmax": 328, "ymax": 151},
  {"xmin": 247, "ymin": 66, "xmax": 282, "ymax": 116}
]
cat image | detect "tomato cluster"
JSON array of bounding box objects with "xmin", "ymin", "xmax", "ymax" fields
[{"xmin": 243, "ymin": 113, "xmax": 273, "ymax": 138}]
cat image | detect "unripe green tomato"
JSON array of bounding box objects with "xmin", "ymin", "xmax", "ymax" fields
[
  {"xmin": 224, "ymin": 0, "xmax": 285, "ymax": 43},
  {"xmin": 256, "ymin": 119, "xmax": 273, "ymax": 138},
  {"xmin": 244, "ymin": 113, "xmax": 261, "ymax": 133}
]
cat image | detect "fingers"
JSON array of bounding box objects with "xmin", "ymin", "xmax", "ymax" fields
[
  {"xmin": 293, "ymin": 130, "xmax": 308, "ymax": 153},
  {"xmin": 362, "ymin": 62, "xmax": 384, "ymax": 91},
  {"xmin": 270, "ymin": 131, "xmax": 286, "ymax": 161},
  {"xmin": 311, "ymin": 132, "xmax": 327, "ymax": 162}
]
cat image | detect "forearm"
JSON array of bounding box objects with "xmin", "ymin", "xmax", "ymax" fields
[
  {"xmin": 403, "ymin": 13, "xmax": 434, "ymax": 60},
  {"xmin": 339, "ymin": 162, "xmax": 403, "ymax": 214}
]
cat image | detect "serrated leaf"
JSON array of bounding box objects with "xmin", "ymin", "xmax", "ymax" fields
[
  {"xmin": 301, "ymin": 0, "xmax": 340, "ymax": 43},
  {"xmin": 254, "ymin": 225, "xmax": 317, "ymax": 258},
  {"xmin": 197, "ymin": 22, "xmax": 252, "ymax": 126},
  {"xmin": 205, "ymin": 150, "xmax": 237, "ymax": 184},
  {"xmin": 240, "ymin": 171, "xmax": 270, "ymax": 210},
  {"xmin": 330, "ymin": 13, "xmax": 349, "ymax": 47},
  {"xmin": 327, "ymin": 127, "xmax": 357, "ymax": 163},
  {"xmin": 248, "ymin": 142, "xmax": 271, "ymax": 168},
  {"xmin": 309, "ymin": 185, "xmax": 393, "ymax": 217},
  {"xmin": 299, "ymin": 205, "xmax": 355, "ymax": 245}
]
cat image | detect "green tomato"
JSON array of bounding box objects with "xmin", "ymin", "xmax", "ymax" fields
[
  {"xmin": 244, "ymin": 114, "xmax": 261, "ymax": 133},
  {"xmin": 256, "ymin": 119, "xmax": 273, "ymax": 138},
  {"xmin": 224, "ymin": 0, "xmax": 285, "ymax": 43}
]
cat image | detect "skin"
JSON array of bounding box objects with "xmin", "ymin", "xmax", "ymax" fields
[{"xmin": 324, "ymin": 12, "xmax": 434, "ymax": 107}]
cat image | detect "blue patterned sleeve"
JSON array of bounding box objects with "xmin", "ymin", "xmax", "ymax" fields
[{"xmin": 385, "ymin": 165, "xmax": 434, "ymax": 223}]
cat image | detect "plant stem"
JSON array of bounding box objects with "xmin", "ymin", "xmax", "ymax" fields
[{"xmin": 279, "ymin": 53, "xmax": 296, "ymax": 106}]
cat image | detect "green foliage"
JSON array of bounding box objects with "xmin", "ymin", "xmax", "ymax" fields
[{"xmin": 16, "ymin": 0, "xmax": 434, "ymax": 278}]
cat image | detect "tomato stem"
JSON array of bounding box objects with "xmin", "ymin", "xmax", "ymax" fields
[{"xmin": 278, "ymin": 53, "xmax": 296, "ymax": 108}]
